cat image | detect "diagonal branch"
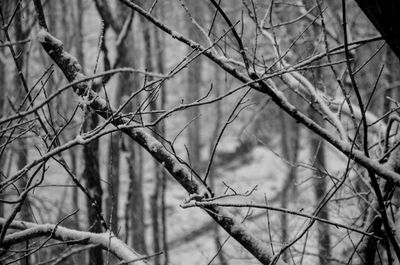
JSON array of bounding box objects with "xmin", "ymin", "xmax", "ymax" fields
[
  {"xmin": 32, "ymin": 4, "xmax": 284, "ymax": 264},
  {"xmin": 118, "ymin": 0, "xmax": 400, "ymax": 187}
]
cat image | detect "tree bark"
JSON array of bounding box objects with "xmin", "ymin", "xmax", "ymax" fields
[{"xmin": 82, "ymin": 109, "xmax": 103, "ymax": 265}]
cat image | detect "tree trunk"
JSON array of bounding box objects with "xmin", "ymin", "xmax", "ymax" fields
[
  {"xmin": 127, "ymin": 145, "xmax": 146, "ymax": 253},
  {"xmin": 69, "ymin": 0, "xmax": 85, "ymax": 233},
  {"xmin": 354, "ymin": 0, "xmax": 400, "ymax": 60},
  {"xmin": 309, "ymin": 126, "xmax": 331, "ymax": 264},
  {"xmin": 140, "ymin": 9, "xmax": 162, "ymax": 263},
  {"xmin": 114, "ymin": 2, "xmax": 147, "ymax": 253},
  {"xmin": 186, "ymin": 0, "xmax": 205, "ymax": 173},
  {"xmin": 156, "ymin": 33, "xmax": 170, "ymax": 265},
  {"xmin": 0, "ymin": 29, "xmax": 5, "ymax": 219},
  {"xmin": 82, "ymin": 111, "xmax": 103, "ymax": 265},
  {"xmin": 279, "ymin": 107, "xmax": 299, "ymax": 262},
  {"xmin": 154, "ymin": 2, "xmax": 169, "ymax": 263},
  {"xmin": 302, "ymin": 2, "xmax": 331, "ymax": 263},
  {"xmin": 12, "ymin": 7, "xmax": 33, "ymax": 265}
]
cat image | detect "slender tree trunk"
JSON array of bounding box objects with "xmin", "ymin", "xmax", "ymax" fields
[
  {"xmin": 186, "ymin": 0, "xmax": 204, "ymax": 173},
  {"xmin": 16, "ymin": 141, "xmax": 31, "ymax": 265},
  {"xmin": 140, "ymin": 10, "xmax": 162, "ymax": 263},
  {"xmin": 78, "ymin": 1, "xmax": 104, "ymax": 263},
  {"xmin": 12, "ymin": 7, "xmax": 33, "ymax": 265},
  {"xmin": 104, "ymin": 22, "xmax": 120, "ymax": 233},
  {"xmin": 154, "ymin": 2, "xmax": 169, "ymax": 263},
  {"xmin": 75, "ymin": 0, "xmax": 85, "ymax": 72},
  {"xmin": 113, "ymin": 2, "xmax": 147, "ymax": 253},
  {"xmin": 129, "ymin": 146, "xmax": 146, "ymax": 253},
  {"xmin": 279, "ymin": 107, "xmax": 299, "ymax": 262},
  {"xmin": 0, "ymin": 31, "xmax": 5, "ymax": 219},
  {"xmin": 69, "ymin": 0, "xmax": 85, "ymax": 232},
  {"xmin": 70, "ymin": 148, "xmax": 80, "ymax": 229},
  {"xmin": 151, "ymin": 180, "xmax": 161, "ymax": 265},
  {"xmin": 308, "ymin": 65, "xmax": 331, "ymax": 265},
  {"xmin": 301, "ymin": 2, "xmax": 331, "ymax": 263},
  {"xmin": 126, "ymin": 145, "xmax": 146, "ymax": 253},
  {"xmin": 309, "ymin": 123, "xmax": 331, "ymax": 264},
  {"xmin": 82, "ymin": 110, "xmax": 103, "ymax": 265},
  {"xmin": 308, "ymin": 57, "xmax": 331, "ymax": 265},
  {"xmin": 106, "ymin": 134, "xmax": 120, "ymax": 233}
]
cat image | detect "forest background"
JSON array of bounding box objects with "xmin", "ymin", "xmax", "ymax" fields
[{"xmin": 1, "ymin": 1, "xmax": 400, "ymax": 265}]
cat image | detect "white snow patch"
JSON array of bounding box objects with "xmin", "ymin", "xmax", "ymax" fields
[
  {"xmin": 75, "ymin": 135, "xmax": 85, "ymax": 144},
  {"xmin": 37, "ymin": 29, "xmax": 63, "ymax": 48},
  {"xmin": 170, "ymin": 31, "xmax": 181, "ymax": 39}
]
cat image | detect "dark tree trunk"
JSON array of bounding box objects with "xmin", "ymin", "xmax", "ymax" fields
[
  {"xmin": 127, "ymin": 145, "xmax": 146, "ymax": 254},
  {"xmin": 0, "ymin": 28, "xmax": 5, "ymax": 219},
  {"xmin": 354, "ymin": 0, "xmax": 400, "ymax": 60},
  {"xmin": 309, "ymin": 128, "xmax": 331, "ymax": 264},
  {"xmin": 12, "ymin": 6, "xmax": 33, "ymax": 265},
  {"xmin": 82, "ymin": 111, "xmax": 103, "ymax": 265}
]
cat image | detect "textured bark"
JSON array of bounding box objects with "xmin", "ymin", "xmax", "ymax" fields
[
  {"xmin": 151, "ymin": 182, "xmax": 161, "ymax": 265},
  {"xmin": 106, "ymin": 133, "xmax": 120, "ymax": 233},
  {"xmin": 82, "ymin": 111, "xmax": 103, "ymax": 265},
  {"xmin": 127, "ymin": 145, "xmax": 146, "ymax": 254}
]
